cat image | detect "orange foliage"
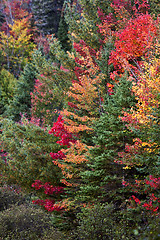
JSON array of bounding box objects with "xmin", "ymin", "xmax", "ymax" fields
[
  {"xmin": 53, "ymin": 140, "xmax": 91, "ymax": 187},
  {"xmin": 61, "ymin": 43, "xmax": 105, "ymax": 135}
]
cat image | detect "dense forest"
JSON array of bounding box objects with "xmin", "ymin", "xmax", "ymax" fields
[{"xmin": 0, "ymin": 0, "xmax": 159, "ymax": 239}]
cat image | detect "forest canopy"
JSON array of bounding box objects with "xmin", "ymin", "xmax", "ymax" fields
[{"xmin": 0, "ymin": 0, "xmax": 160, "ymax": 239}]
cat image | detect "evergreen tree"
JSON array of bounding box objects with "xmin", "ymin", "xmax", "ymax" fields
[
  {"xmin": 0, "ymin": 69, "xmax": 17, "ymax": 115},
  {"xmin": 29, "ymin": 44, "xmax": 75, "ymax": 126},
  {"xmin": 57, "ymin": 13, "xmax": 71, "ymax": 51},
  {"xmin": 5, "ymin": 63, "xmax": 38, "ymax": 122},
  {"xmin": 64, "ymin": 0, "xmax": 112, "ymax": 49},
  {"xmin": 79, "ymin": 74, "xmax": 136, "ymax": 203},
  {"xmin": 32, "ymin": 0, "xmax": 64, "ymax": 35}
]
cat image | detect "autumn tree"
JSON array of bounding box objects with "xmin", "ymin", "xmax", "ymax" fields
[
  {"xmin": 109, "ymin": 12, "xmax": 159, "ymax": 78},
  {"xmin": 0, "ymin": 0, "xmax": 32, "ymax": 33},
  {"xmin": 119, "ymin": 50, "xmax": 160, "ymax": 188},
  {"xmin": 0, "ymin": 18, "xmax": 35, "ymax": 77}
]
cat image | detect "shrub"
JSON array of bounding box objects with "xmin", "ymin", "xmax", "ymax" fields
[
  {"xmin": 70, "ymin": 203, "xmax": 160, "ymax": 240},
  {"xmin": 0, "ymin": 203, "xmax": 64, "ymax": 239},
  {"xmin": 72, "ymin": 204, "xmax": 117, "ymax": 240},
  {"xmin": 0, "ymin": 184, "xmax": 25, "ymax": 211}
]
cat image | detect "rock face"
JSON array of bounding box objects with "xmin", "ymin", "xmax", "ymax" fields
[{"xmin": 31, "ymin": 0, "xmax": 65, "ymax": 35}]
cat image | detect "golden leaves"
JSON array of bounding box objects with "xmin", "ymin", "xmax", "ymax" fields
[
  {"xmin": 0, "ymin": 18, "xmax": 35, "ymax": 73},
  {"xmin": 127, "ymin": 52, "xmax": 160, "ymax": 127}
]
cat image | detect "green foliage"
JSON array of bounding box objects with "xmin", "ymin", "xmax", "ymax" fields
[
  {"xmin": 48, "ymin": 36, "xmax": 75, "ymax": 71},
  {"xmin": 74, "ymin": 204, "xmax": 117, "ymax": 240},
  {"xmin": 64, "ymin": 0, "xmax": 112, "ymax": 49},
  {"xmin": 68, "ymin": 203, "xmax": 160, "ymax": 240},
  {"xmin": 0, "ymin": 68, "xmax": 17, "ymax": 115},
  {"xmin": 30, "ymin": 71, "xmax": 64, "ymax": 127},
  {"xmin": 96, "ymin": 41, "xmax": 114, "ymax": 83},
  {"xmin": 0, "ymin": 117, "xmax": 62, "ymax": 193},
  {"xmin": 139, "ymin": 215, "xmax": 160, "ymax": 239},
  {"xmin": 79, "ymin": 74, "xmax": 136, "ymax": 203},
  {"xmin": 58, "ymin": 14, "xmax": 71, "ymax": 52},
  {"xmin": 149, "ymin": 0, "xmax": 160, "ymax": 16},
  {"xmin": 0, "ymin": 1, "xmax": 159, "ymax": 239},
  {"xmin": 5, "ymin": 63, "xmax": 38, "ymax": 122},
  {"xmin": 30, "ymin": 42, "xmax": 75, "ymax": 126},
  {"xmin": 118, "ymin": 208, "xmax": 160, "ymax": 240},
  {"xmin": 69, "ymin": 204, "xmax": 136, "ymax": 240},
  {"xmin": 0, "ymin": 50, "xmax": 5, "ymax": 71}
]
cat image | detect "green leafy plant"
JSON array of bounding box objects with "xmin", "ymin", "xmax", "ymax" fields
[{"xmin": 0, "ymin": 116, "xmax": 62, "ymax": 195}]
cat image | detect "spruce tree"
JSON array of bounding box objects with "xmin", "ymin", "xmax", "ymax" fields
[
  {"xmin": 57, "ymin": 13, "xmax": 71, "ymax": 51},
  {"xmin": 0, "ymin": 69, "xmax": 17, "ymax": 116},
  {"xmin": 32, "ymin": 0, "xmax": 64, "ymax": 35},
  {"xmin": 5, "ymin": 63, "xmax": 38, "ymax": 122},
  {"xmin": 79, "ymin": 74, "xmax": 136, "ymax": 203}
]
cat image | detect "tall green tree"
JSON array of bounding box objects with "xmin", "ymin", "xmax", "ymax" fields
[
  {"xmin": 64, "ymin": 0, "xmax": 112, "ymax": 49},
  {"xmin": 57, "ymin": 13, "xmax": 71, "ymax": 51},
  {"xmin": 79, "ymin": 74, "xmax": 136, "ymax": 203},
  {"xmin": 5, "ymin": 63, "xmax": 38, "ymax": 122}
]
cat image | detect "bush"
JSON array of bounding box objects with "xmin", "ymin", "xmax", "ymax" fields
[
  {"xmin": 0, "ymin": 184, "xmax": 25, "ymax": 211},
  {"xmin": 71, "ymin": 204, "xmax": 118, "ymax": 240},
  {"xmin": 70, "ymin": 203, "xmax": 160, "ymax": 240},
  {"xmin": 0, "ymin": 203, "xmax": 64, "ymax": 239}
]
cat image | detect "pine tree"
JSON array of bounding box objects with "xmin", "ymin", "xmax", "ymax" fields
[
  {"xmin": 30, "ymin": 44, "xmax": 75, "ymax": 126},
  {"xmin": 64, "ymin": 0, "xmax": 112, "ymax": 49}
]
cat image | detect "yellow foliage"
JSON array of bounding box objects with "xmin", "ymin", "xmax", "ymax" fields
[
  {"xmin": 0, "ymin": 18, "xmax": 35, "ymax": 74},
  {"xmin": 125, "ymin": 51, "xmax": 160, "ymax": 127}
]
